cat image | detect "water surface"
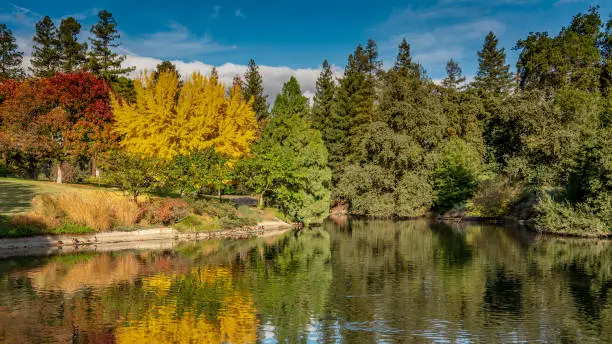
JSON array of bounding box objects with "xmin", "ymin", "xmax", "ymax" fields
[{"xmin": 0, "ymin": 219, "xmax": 610, "ymax": 343}]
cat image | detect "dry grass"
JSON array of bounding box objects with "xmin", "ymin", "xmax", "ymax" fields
[{"xmin": 28, "ymin": 191, "xmax": 140, "ymax": 231}]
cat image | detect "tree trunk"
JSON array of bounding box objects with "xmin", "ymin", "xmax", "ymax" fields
[
  {"xmin": 218, "ymin": 187, "xmax": 222, "ymax": 201},
  {"xmin": 56, "ymin": 163, "xmax": 63, "ymax": 184},
  {"xmin": 91, "ymin": 155, "xmax": 97, "ymax": 177},
  {"xmin": 258, "ymin": 193, "xmax": 265, "ymax": 209}
]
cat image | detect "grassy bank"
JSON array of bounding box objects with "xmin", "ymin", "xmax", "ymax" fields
[{"xmin": 0, "ymin": 178, "xmax": 278, "ymax": 238}]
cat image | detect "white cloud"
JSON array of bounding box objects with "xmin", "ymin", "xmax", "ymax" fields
[
  {"xmin": 235, "ymin": 9, "xmax": 244, "ymax": 18},
  {"xmin": 123, "ymin": 56, "xmax": 342, "ymax": 103},
  {"xmin": 121, "ymin": 21, "xmax": 237, "ymax": 59},
  {"xmin": 395, "ymin": 19, "xmax": 504, "ymax": 65}
]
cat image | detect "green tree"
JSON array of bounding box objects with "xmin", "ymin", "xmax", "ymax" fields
[
  {"xmin": 516, "ymin": 7, "xmax": 602, "ymax": 92},
  {"xmin": 30, "ymin": 16, "xmax": 60, "ymax": 77},
  {"xmin": 474, "ymin": 31, "xmax": 513, "ymax": 95},
  {"xmin": 442, "ymin": 59, "xmax": 466, "ymax": 90},
  {"xmin": 328, "ymin": 42, "xmax": 379, "ymax": 173},
  {"xmin": 152, "ymin": 60, "xmax": 180, "ymax": 82},
  {"xmin": 58, "ymin": 17, "xmax": 87, "ymax": 72},
  {"xmin": 435, "ymin": 138, "xmax": 484, "ymax": 213},
  {"xmin": 103, "ymin": 150, "xmax": 160, "ymax": 203},
  {"xmin": 0, "ymin": 24, "xmax": 23, "ymax": 80},
  {"xmin": 239, "ymin": 78, "xmax": 330, "ymax": 223},
  {"xmin": 310, "ymin": 60, "xmax": 335, "ymax": 132},
  {"xmin": 243, "ymin": 59, "xmax": 268, "ymax": 123},
  {"xmin": 271, "ymin": 76, "xmax": 308, "ymax": 117},
  {"xmin": 238, "ymin": 111, "xmax": 331, "ymax": 224},
  {"xmin": 87, "ymin": 10, "xmax": 134, "ymax": 80},
  {"xmin": 167, "ymin": 148, "xmax": 230, "ymax": 198}
]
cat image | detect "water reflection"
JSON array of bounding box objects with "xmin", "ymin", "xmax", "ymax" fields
[{"xmin": 0, "ymin": 220, "xmax": 610, "ymax": 343}]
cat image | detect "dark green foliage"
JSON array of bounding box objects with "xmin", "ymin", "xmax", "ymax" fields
[
  {"xmin": 327, "ymin": 42, "xmax": 380, "ymax": 172},
  {"xmin": 271, "ymin": 76, "xmax": 308, "ymax": 117},
  {"xmin": 474, "ymin": 31, "xmax": 513, "ymax": 95},
  {"xmin": 243, "ymin": 59, "xmax": 269, "ymax": 123},
  {"xmin": 442, "ymin": 59, "xmax": 466, "ymax": 90},
  {"xmin": 310, "ymin": 60, "xmax": 335, "ymax": 132},
  {"xmin": 58, "ymin": 17, "xmax": 87, "ymax": 72},
  {"xmin": 87, "ymin": 10, "xmax": 134, "ymax": 80},
  {"xmin": 152, "ymin": 60, "xmax": 180, "ymax": 81},
  {"xmin": 30, "ymin": 16, "xmax": 61, "ymax": 77},
  {"xmin": 0, "ymin": 24, "xmax": 23, "ymax": 80},
  {"xmin": 111, "ymin": 76, "xmax": 136, "ymax": 103},
  {"xmin": 516, "ymin": 7, "xmax": 602, "ymax": 92}
]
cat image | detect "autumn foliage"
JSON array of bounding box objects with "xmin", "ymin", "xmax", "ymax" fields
[
  {"xmin": 111, "ymin": 71, "xmax": 257, "ymax": 160},
  {"xmin": 0, "ymin": 72, "xmax": 114, "ymax": 176}
]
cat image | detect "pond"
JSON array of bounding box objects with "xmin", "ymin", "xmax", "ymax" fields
[{"xmin": 0, "ymin": 219, "xmax": 610, "ymax": 343}]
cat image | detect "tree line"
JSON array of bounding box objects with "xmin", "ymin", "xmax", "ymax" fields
[{"xmin": 0, "ymin": 7, "xmax": 610, "ymax": 233}]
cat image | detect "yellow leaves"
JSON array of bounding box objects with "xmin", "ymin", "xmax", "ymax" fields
[
  {"xmin": 112, "ymin": 70, "xmax": 258, "ymax": 161},
  {"xmin": 116, "ymin": 267, "xmax": 258, "ymax": 344}
]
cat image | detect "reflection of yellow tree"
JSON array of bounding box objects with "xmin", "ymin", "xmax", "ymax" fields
[{"xmin": 116, "ymin": 267, "xmax": 258, "ymax": 344}]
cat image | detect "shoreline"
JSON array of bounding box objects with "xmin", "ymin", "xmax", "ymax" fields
[
  {"xmin": 332, "ymin": 213, "xmax": 611, "ymax": 239},
  {"xmin": 0, "ymin": 219, "xmax": 294, "ymax": 258}
]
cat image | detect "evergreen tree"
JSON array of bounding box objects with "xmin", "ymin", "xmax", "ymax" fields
[
  {"xmin": 343, "ymin": 43, "xmax": 379, "ymax": 161},
  {"xmin": 442, "ymin": 59, "xmax": 466, "ymax": 90},
  {"xmin": 271, "ymin": 76, "xmax": 308, "ymax": 117},
  {"xmin": 243, "ymin": 59, "xmax": 269, "ymax": 122},
  {"xmin": 474, "ymin": 31, "xmax": 512, "ymax": 95},
  {"xmin": 152, "ymin": 60, "xmax": 180, "ymax": 81},
  {"xmin": 310, "ymin": 60, "xmax": 336, "ymax": 133},
  {"xmin": 58, "ymin": 17, "xmax": 87, "ymax": 72},
  {"xmin": 30, "ymin": 16, "xmax": 60, "ymax": 77},
  {"xmin": 87, "ymin": 10, "xmax": 134, "ymax": 80},
  {"xmin": 0, "ymin": 24, "xmax": 24, "ymax": 80}
]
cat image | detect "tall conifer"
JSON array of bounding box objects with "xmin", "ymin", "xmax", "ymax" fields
[
  {"xmin": 474, "ymin": 31, "xmax": 512, "ymax": 95},
  {"xmin": 88, "ymin": 10, "xmax": 134, "ymax": 80},
  {"xmin": 30, "ymin": 16, "xmax": 60, "ymax": 77},
  {"xmin": 0, "ymin": 24, "xmax": 24, "ymax": 80},
  {"xmin": 243, "ymin": 59, "xmax": 269, "ymax": 123},
  {"xmin": 311, "ymin": 60, "xmax": 336, "ymax": 133},
  {"xmin": 58, "ymin": 17, "xmax": 87, "ymax": 72}
]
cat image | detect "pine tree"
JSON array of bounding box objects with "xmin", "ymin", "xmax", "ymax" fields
[
  {"xmin": 474, "ymin": 31, "xmax": 512, "ymax": 95},
  {"xmin": 0, "ymin": 24, "xmax": 23, "ymax": 80},
  {"xmin": 58, "ymin": 17, "xmax": 87, "ymax": 72},
  {"xmin": 87, "ymin": 10, "xmax": 134, "ymax": 80},
  {"xmin": 30, "ymin": 16, "xmax": 60, "ymax": 77},
  {"xmin": 271, "ymin": 76, "xmax": 308, "ymax": 118},
  {"xmin": 344, "ymin": 43, "xmax": 379, "ymax": 159},
  {"xmin": 442, "ymin": 59, "xmax": 466, "ymax": 90},
  {"xmin": 310, "ymin": 60, "xmax": 336, "ymax": 132},
  {"xmin": 243, "ymin": 59, "xmax": 268, "ymax": 122}
]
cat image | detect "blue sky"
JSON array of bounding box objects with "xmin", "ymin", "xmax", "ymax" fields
[{"xmin": 1, "ymin": 0, "xmax": 610, "ymax": 97}]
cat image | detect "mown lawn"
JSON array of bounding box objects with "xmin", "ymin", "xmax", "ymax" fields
[{"xmin": 0, "ymin": 178, "xmax": 112, "ymax": 216}]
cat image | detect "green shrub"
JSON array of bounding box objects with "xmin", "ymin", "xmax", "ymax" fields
[{"xmin": 535, "ymin": 193, "xmax": 610, "ymax": 236}]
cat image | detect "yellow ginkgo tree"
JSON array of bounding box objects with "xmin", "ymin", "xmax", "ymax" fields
[{"xmin": 111, "ymin": 70, "xmax": 258, "ymax": 161}]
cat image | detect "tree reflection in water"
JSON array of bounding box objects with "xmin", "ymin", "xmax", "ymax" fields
[{"xmin": 0, "ymin": 221, "xmax": 610, "ymax": 343}]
